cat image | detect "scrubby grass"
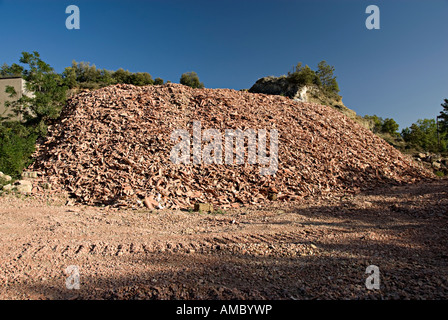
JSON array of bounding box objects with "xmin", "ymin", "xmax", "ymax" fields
[
  {"xmin": 435, "ymin": 171, "xmax": 445, "ymax": 177},
  {"xmin": 212, "ymin": 209, "xmax": 227, "ymax": 215}
]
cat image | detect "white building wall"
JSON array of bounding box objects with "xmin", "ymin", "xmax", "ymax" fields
[{"xmin": 0, "ymin": 77, "xmax": 29, "ymax": 121}]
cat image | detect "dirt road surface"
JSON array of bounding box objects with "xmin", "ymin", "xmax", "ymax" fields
[{"xmin": 0, "ymin": 179, "xmax": 447, "ymax": 300}]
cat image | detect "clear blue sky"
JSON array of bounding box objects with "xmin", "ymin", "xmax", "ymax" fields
[{"xmin": 1, "ymin": 0, "xmax": 447, "ymax": 129}]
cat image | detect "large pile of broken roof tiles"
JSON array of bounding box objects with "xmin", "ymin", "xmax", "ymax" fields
[{"xmin": 27, "ymin": 83, "xmax": 433, "ymax": 209}]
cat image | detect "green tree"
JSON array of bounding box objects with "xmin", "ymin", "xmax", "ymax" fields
[
  {"xmin": 0, "ymin": 63, "xmax": 24, "ymax": 77},
  {"xmin": 363, "ymin": 115, "xmax": 399, "ymax": 136},
  {"xmin": 381, "ymin": 118, "xmax": 399, "ymax": 136},
  {"xmin": 287, "ymin": 63, "xmax": 320, "ymax": 86},
  {"xmin": 129, "ymin": 72, "xmax": 153, "ymax": 86},
  {"xmin": 99, "ymin": 69, "xmax": 115, "ymax": 86},
  {"xmin": 62, "ymin": 66, "xmax": 77, "ymax": 88},
  {"xmin": 0, "ymin": 122, "xmax": 37, "ymax": 178},
  {"xmin": 438, "ymin": 98, "xmax": 448, "ymax": 135},
  {"xmin": 363, "ymin": 114, "xmax": 383, "ymax": 133},
  {"xmin": 5, "ymin": 51, "xmax": 67, "ymax": 136},
  {"xmin": 62, "ymin": 60, "xmax": 155, "ymax": 89},
  {"xmin": 316, "ymin": 60, "xmax": 340, "ymax": 95},
  {"xmin": 180, "ymin": 72, "xmax": 204, "ymax": 88},
  {"xmin": 75, "ymin": 61, "xmax": 101, "ymax": 83},
  {"xmin": 112, "ymin": 68, "xmax": 132, "ymax": 84},
  {"xmin": 401, "ymin": 119, "xmax": 444, "ymax": 152},
  {"xmin": 1, "ymin": 51, "xmax": 63, "ymax": 176},
  {"xmin": 154, "ymin": 77, "xmax": 164, "ymax": 85}
]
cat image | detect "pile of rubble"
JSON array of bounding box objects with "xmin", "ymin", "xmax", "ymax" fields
[
  {"xmin": 413, "ymin": 152, "xmax": 448, "ymax": 175},
  {"xmin": 27, "ymin": 83, "xmax": 433, "ymax": 209}
]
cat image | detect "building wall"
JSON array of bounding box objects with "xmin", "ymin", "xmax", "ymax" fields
[{"xmin": 0, "ymin": 77, "xmax": 29, "ymax": 121}]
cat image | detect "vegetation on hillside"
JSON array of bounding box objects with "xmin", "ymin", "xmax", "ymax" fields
[
  {"xmin": 402, "ymin": 118, "xmax": 447, "ymax": 153},
  {"xmin": 0, "ymin": 52, "xmax": 209, "ymax": 177},
  {"xmin": 0, "ymin": 122, "xmax": 37, "ymax": 177},
  {"xmin": 363, "ymin": 109, "xmax": 448, "ymax": 154},
  {"xmin": 286, "ymin": 61, "xmax": 448, "ymax": 154},
  {"xmin": 180, "ymin": 71, "xmax": 204, "ymax": 89},
  {"xmin": 287, "ymin": 61, "xmax": 341, "ymax": 101},
  {"xmin": 62, "ymin": 61, "xmax": 160, "ymax": 90},
  {"xmin": 0, "ymin": 52, "xmax": 67, "ymax": 177}
]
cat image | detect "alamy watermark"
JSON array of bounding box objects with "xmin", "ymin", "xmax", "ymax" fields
[
  {"xmin": 365, "ymin": 5, "xmax": 380, "ymax": 30},
  {"xmin": 66, "ymin": 5, "xmax": 80, "ymax": 30},
  {"xmin": 365, "ymin": 265, "xmax": 380, "ymax": 290},
  {"xmin": 65, "ymin": 265, "xmax": 80, "ymax": 290},
  {"xmin": 170, "ymin": 121, "xmax": 279, "ymax": 176},
  {"xmin": 64, "ymin": 5, "xmax": 378, "ymax": 31}
]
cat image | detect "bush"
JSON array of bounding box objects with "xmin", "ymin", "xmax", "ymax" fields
[
  {"xmin": 0, "ymin": 122, "xmax": 37, "ymax": 178},
  {"xmin": 286, "ymin": 61, "xmax": 341, "ymax": 101},
  {"xmin": 435, "ymin": 171, "xmax": 445, "ymax": 177},
  {"xmin": 363, "ymin": 115, "xmax": 400, "ymax": 137},
  {"xmin": 63, "ymin": 63, "xmax": 157, "ymax": 88},
  {"xmin": 363, "ymin": 114, "xmax": 383, "ymax": 133},
  {"xmin": 154, "ymin": 77, "xmax": 164, "ymax": 85},
  {"xmin": 129, "ymin": 72, "xmax": 153, "ymax": 86},
  {"xmin": 287, "ymin": 63, "xmax": 320, "ymax": 87},
  {"xmin": 381, "ymin": 118, "xmax": 399, "ymax": 136},
  {"xmin": 180, "ymin": 72, "xmax": 204, "ymax": 88}
]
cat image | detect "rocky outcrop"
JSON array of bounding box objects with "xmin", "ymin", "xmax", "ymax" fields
[
  {"xmin": 249, "ymin": 76, "xmax": 371, "ymax": 129},
  {"xmin": 248, "ymin": 76, "xmax": 311, "ymax": 101}
]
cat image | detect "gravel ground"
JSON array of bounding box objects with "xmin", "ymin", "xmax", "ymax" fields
[{"xmin": 0, "ymin": 179, "xmax": 447, "ymax": 300}]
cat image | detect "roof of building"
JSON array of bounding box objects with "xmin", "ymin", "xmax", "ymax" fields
[{"xmin": 0, "ymin": 76, "xmax": 23, "ymax": 80}]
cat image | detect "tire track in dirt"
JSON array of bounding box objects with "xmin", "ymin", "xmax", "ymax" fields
[
  {"xmin": 8, "ymin": 230, "xmax": 314, "ymax": 261},
  {"xmin": 2, "ymin": 180, "xmax": 448, "ymax": 300}
]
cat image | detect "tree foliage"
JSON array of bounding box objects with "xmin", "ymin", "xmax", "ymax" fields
[
  {"xmin": 363, "ymin": 114, "xmax": 383, "ymax": 133},
  {"xmin": 401, "ymin": 119, "xmax": 446, "ymax": 152},
  {"xmin": 129, "ymin": 72, "xmax": 154, "ymax": 86},
  {"xmin": 0, "ymin": 63, "xmax": 24, "ymax": 77},
  {"xmin": 4, "ymin": 51, "xmax": 67, "ymax": 136},
  {"xmin": 0, "ymin": 51, "xmax": 66, "ymax": 176},
  {"xmin": 287, "ymin": 60, "xmax": 340, "ymax": 100},
  {"xmin": 398, "ymin": 99, "xmax": 448, "ymax": 153},
  {"xmin": 363, "ymin": 115, "xmax": 399, "ymax": 136},
  {"xmin": 110, "ymin": 68, "xmax": 129, "ymax": 84},
  {"xmin": 439, "ymin": 98, "xmax": 448, "ymax": 135},
  {"xmin": 61, "ymin": 62, "xmax": 155, "ymax": 89},
  {"xmin": 154, "ymin": 77, "xmax": 164, "ymax": 85},
  {"xmin": 180, "ymin": 72, "xmax": 204, "ymax": 89},
  {"xmin": 0, "ymin": 122, "xmax": 37, "ymax": 178},
  {"xmin": 287, "ymin": 63, "xmax": 320, "ymax": 87},
  {"xmin": 381, "ymin": 118, "xmax": 399, "ymax": 136},
  {"xmin": 316, "ymin": 60, "xmax": 340, "ymax": 96}
]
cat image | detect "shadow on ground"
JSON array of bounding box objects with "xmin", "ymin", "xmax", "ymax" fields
[{"xmin": 4, "ymin": 180, "xmax": 448, "ymax": 300}]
